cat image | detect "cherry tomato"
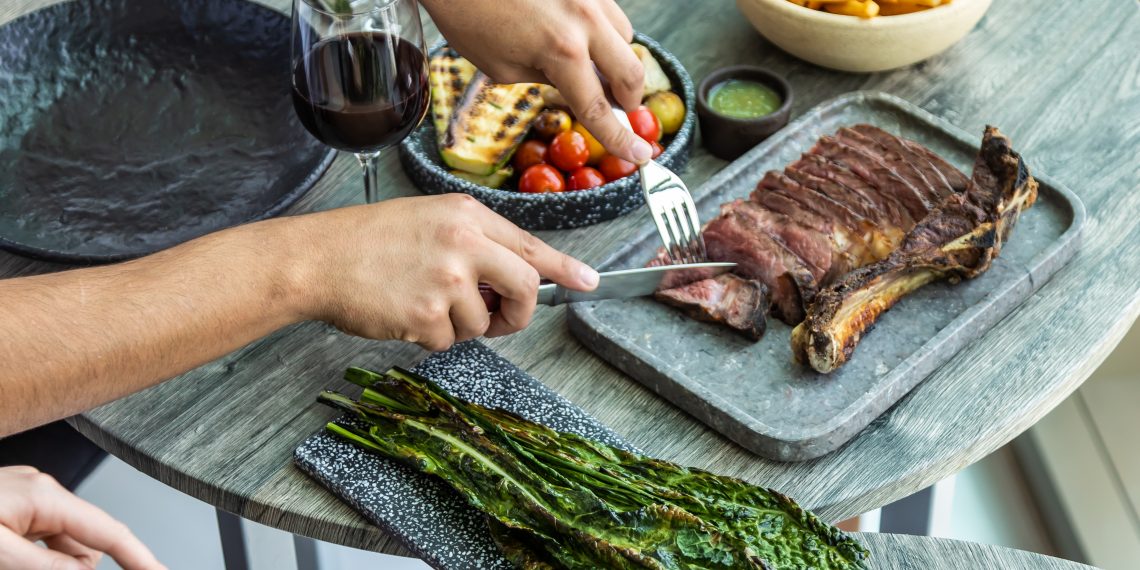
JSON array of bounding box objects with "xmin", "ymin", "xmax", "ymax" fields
[
  {"xmin": 627, "ymin": 106, "xmax": 662, "ymax": 142},
  {"xmin": 571, "ymin": 122, "xmax": 606, "ymax": 165},
  {"xmin": 548, "ymin": 131, "xmax": 589, "ymax": 172},
  {"xmin": 532, "ymin": 109, "xmax": 572, "ymax": 141},
  {"xmin": 597, "ymin": 154, "xmax": 637, "ymax": 182},
  {"xmin": 650, "ymin": 141, "xmax": 664, "ymax": 159},
  {"xmin": 513, "ymin": 140, "xmax": 548, "ymax": 172},
  {"xmin": 567, "ymin": 167, "xmax": 606, "ymax": 191},
  {"xmin": 518, "ymin": 164, "xmax": 565, "ymax": 193}
]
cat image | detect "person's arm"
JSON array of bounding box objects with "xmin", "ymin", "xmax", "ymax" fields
[
  {"xmin": 0, "ymin": 194, "xmax": 597, "ymax": 437},
  {"xmin": 420, "ymin": 0, "xmax": 652, "ymax": 164}
]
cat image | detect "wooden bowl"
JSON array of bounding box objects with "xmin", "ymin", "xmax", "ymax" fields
[{"xmin": 735, "ymin": 0, "xmax": 992, "ymax": 73}]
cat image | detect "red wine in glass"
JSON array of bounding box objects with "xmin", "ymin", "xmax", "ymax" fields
[
  {"xmin": 292, "ymin": 0, "xmax": 429, "ymax": 203},
  {"xmin": 292, "ymin": 33, "xmax": 428, "ymax": 153}
]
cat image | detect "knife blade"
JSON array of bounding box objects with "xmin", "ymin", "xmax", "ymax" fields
[{"xmin": 479, "ymin": 262, "xmax": 736, "ymax": 311}]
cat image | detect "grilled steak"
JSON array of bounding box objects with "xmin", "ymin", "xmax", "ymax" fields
[
  {"xmin": 652, "ymin": 123, "xmax": 986, "ymax": 358},
  {"xmin": 656, "ymin": 273, "xmax": 770, "ymax": 341},
  {"xmin": 791, "ymin": 126, "xmax": 1038, "ymax": 373}
]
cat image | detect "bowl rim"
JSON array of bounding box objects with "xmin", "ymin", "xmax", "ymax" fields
[
  {"xmin": 696, "ymin": 66, "xmax": 793, "ymax": 125},
  {"xmin": 408, "ymin": 30, "xmax": 695, "ymax": 203},
  {"xmin": 744, "ymin": 0, "xmax": 981, "ymax": 27}
]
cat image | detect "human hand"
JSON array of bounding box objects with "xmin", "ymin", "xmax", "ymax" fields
[
  {"xmin": 0, "ymin": 466, "xmax": 163, "ymax": 570},
  {"xmin": 290, "ymin": 194, "xmax": 598, "ymax": 351},
  {"xmin": 421, "ymin": 0, "xmax": 651, "ymax": 164}
]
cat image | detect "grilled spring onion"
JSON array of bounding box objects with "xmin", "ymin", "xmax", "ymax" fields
[{"xmin": 318, "ymin": 367, "xmax": 870, "ymax": 569}]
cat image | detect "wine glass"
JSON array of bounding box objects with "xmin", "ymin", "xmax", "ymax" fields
[{"xmin": 291, "ymin": 0, "xmax": 430, "ymax": 203}]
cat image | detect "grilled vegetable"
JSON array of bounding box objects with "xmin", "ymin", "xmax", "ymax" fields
[
  {"xmin": 632, "ymin": 43, "xmax": 672, "ymax": 97},
  {"xmin": 450, "ymin": 167, "xmax": 513, "ymax": 189},
  {"xmin": 428, "ymin": 49, "xmax": 478, "ymax": 144},
  {"xmin": 440, "ymin": 73, "xmax": 544, "ymax": 176},
  {"xmin": 318, "ymin": 367, "xmax": 870, "ymax": 570}
]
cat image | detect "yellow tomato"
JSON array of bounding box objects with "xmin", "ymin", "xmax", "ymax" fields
[
  {"xmin": 571, "ymin": 122, "xmax": 606, "ymax": 165},
  {"xmin": 646, "ymin": 91, "xmax": 685, "ymax": 135}
]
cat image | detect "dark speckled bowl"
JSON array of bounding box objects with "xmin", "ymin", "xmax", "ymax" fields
[{"xmin": 399, "ymin": 32, "xmax": 696, "ymax": 230}]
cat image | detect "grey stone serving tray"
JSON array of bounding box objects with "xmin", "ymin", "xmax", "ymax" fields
[
  {"xmin": 294, "ymin": 341, "xmax": 637, "ymax": 570},
  {"xmin": 567, "ymin": 91, "xmax": 1086, "ymax": 462}
]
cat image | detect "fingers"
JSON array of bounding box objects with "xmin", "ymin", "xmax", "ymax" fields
[
  {"xmin": 466, "ymin": 204, "xmax": 598, "ymax": 292},
  {"xmin": 542, "ymin": 56, "xmax": 652, "ymax": 164},
  {"xmin": 25, "ymin": 474, "xmax": 163, "ymax": 570},
  {"xmin": 448, "ymin": 288, "xmax": 491, "ymax": 344},
  {"xmin": 43, "ymin": 533, "xmax": 103, "ymax": 568},
  {"xmin": 590, "ymin": 26, "xmax": 645, "ymax": 114},
  {"xmin": 0, "ymin": 525, "xmax": 89, "ymax": 570},
  {"xmin": 475, "ymin": 241, "xmax": 542, "ymax": 338},
  {"xmin": 597, "ymin": 0, "xmax": 634, "ymax": 42}
]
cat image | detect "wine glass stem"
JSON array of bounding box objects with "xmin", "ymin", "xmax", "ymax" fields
[{"xmin": 356, "ymin": 151, "xmax": 382, "ymax": 204}]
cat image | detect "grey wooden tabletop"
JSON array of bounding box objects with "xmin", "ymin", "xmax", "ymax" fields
[
  {"xmin": 1, "ymin": 0, "xmax": 1137, "ymax": 562},
  {"xmin": 856, "ymin": 533, "xmax": 1095, "ymax": 570}
]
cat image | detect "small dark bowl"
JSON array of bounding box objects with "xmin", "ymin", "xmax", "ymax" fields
[
  {"xmin": 399, "ymin": 31, "xmax": 696, "ymax": 231},
  {"xmin": 697, "ymin": 66, "xmax": 793, "ymax": 161}
]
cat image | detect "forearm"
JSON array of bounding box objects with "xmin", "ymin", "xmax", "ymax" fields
[{"xmin": 0, "ymin": 217, "xmax": 309, "ymax": 437}]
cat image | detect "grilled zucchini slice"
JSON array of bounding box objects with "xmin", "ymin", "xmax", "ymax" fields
[
  {"xmin": 450, "ymin": 166, "xmax": 513, "ymax": 189},
  {"xmin": 428, "ymin": 49, "xmax": 478, "ymax": 144},
  {"xmin": 440, "ymin": 73, "xmax": 544, "ymax": 176}
]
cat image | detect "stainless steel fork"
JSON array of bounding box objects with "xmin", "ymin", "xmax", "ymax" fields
[{"xmin": 613, "ymin": 108, "xmax": 705, "ymax": 264}]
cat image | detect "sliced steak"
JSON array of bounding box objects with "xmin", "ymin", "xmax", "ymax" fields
[
  {"xmin": 655, "ymin": 273, "xmax": 769, "ymax": 341},
  {"xmin": 784, "ymin": 165, "xmax": 906, "ymax": 263},
  {"xmin": 811, "ymin": 136, "xmax": 936, "ymax": 219},
  {"xmin": 834, "ymin": 129, "xmax": 944, "ymax": 207},
  {"xmin": 846, "ymin": 124, "xmax": 971, "ymax": 194},
  {"xmin": 753, "ymin": 172, "xmax": 869, "ymax": 279},
  {"xmin": 731, "ymin": 199, "xmax": 833, "ymax": 282},
  {"xmin": 848, "ymin": 124, "xmax": 964, "ymax": 197},
  {"xmin": 703, "ymin": 200, "xmax": 817, "ymax": 324},
  {"xmin": 792, "ymin": 154, "xmax": 918, "ymax": 229}
]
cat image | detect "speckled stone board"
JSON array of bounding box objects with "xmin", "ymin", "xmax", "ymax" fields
[
  {"xmin": 568, "ymin": 91, "xmax": 1086, "ymax": 462},
  {"xmin": 293, "ymin": 341, "xmax": 637, "ymax": 570}
]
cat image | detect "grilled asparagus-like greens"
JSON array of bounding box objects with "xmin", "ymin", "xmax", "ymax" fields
[{"xmin": 318, "ymin": 367, "xmax": 869, "ymax": 570}]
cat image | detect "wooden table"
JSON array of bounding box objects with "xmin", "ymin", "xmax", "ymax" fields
[
  {"xmin": 856, "ymin": 533, "xmax": 1094, "ymax": 570},
  {"xmin": 1, "ymin": 0, "xmax": 1137, "ymax": 563}
]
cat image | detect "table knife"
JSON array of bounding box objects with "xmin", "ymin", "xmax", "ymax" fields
[{"xmin": 479, "ymin": 262, "xmax": 736, "ymax": 311}]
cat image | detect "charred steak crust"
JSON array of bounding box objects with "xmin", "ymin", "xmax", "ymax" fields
[{"xmin": 791, "ymin": 126, "xmax": 1039, "ymax": 373}]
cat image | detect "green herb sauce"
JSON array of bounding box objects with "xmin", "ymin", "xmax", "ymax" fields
[{"xmin": 709, "ymin": 79, "xmax": 782, "ymax": 119}]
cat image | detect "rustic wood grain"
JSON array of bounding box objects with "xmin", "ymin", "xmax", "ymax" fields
[
  {"xmin": 857, "ymin": 533, "xmax": 1096, "ymax": 570},
  {"xmin": 1, "ymin": 0, "xmax": 1137, "ymax": 561}
]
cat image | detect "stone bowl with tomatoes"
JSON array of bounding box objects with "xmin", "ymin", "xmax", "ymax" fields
[{"xmin": 398, "ymin": 32, "xmax": 696, "ymax": 230}]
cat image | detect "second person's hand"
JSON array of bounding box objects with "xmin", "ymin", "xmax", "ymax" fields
[
  {"xmin": 289, "ymin": 194, "xmax": 599, "ymax": 351},
  {"xmin": 420, "ymin": 0, "xmax": 651, "ymax": 165}
]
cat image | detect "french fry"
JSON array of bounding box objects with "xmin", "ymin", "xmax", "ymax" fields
[
  {"xmin": 878, "ymin": 1, "xmax": 929, "ymax": 14},
  {"xmin": 823, "ymin": 0, "xmax": 880, "ymax": 18},
  {"xmin": 787, "ymin": 0, "xmax": 941, "ymax": 17}
]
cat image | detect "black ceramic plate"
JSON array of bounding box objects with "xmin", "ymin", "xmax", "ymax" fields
[
  {"xmin": 399, "ymin": 32, "xmax": 696, "ymax": 231},
  {"xmin": 0, "ymin": 0, "xmax": 335, "ymax": 263},
  {"xmin": 294, "ymin": 341, "xmax": 637, "ymax": 570}
]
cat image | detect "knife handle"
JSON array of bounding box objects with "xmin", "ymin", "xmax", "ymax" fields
[
  {"xmin": 478, "ymin": 281, "xmax": 557, "ymax": 312},
  {"xmin": 478, "ymin": 284, "xmax": 501, "ymax": 312}
]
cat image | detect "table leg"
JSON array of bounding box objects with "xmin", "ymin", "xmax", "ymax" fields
[
  {"xmin": 293, "ymin": 534, "xmax": 322, "ymax": 570},
  {"xmin": 215, "ymin": 508, "xmax": 249, "ymax": 570}
]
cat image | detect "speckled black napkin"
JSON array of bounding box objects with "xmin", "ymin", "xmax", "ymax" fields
[{"xmin": 294, "ymin": 340, "xmax": 636, "ymax": 570}]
